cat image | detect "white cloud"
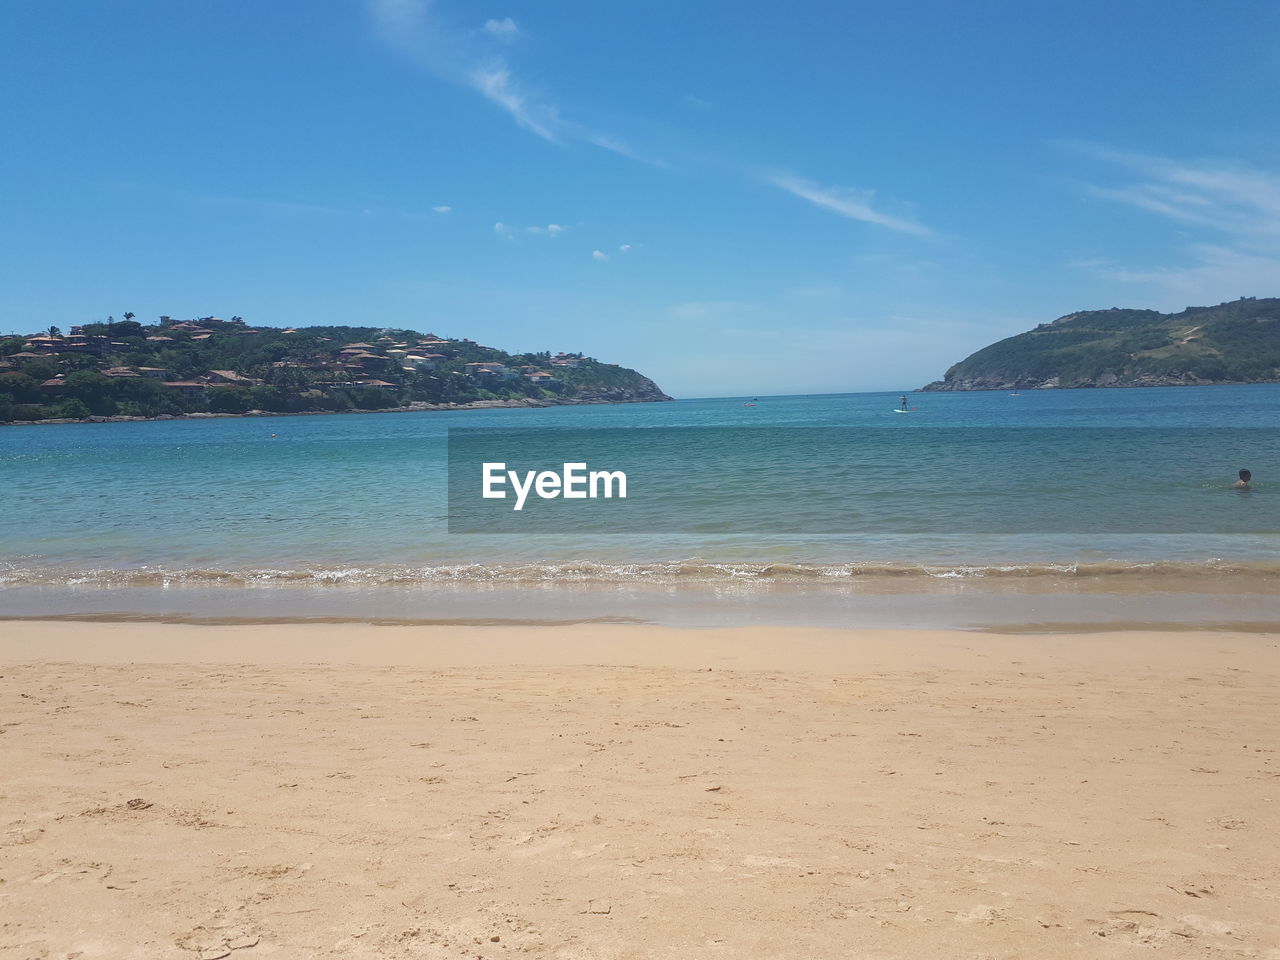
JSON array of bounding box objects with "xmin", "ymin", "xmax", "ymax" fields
[
  {"xmin": 1071, "ymin": 144, "xmax": 1280, "ymax": 305},
  {"xmin": 580, "ymin": 131, "xmax": 668, "ymax": 168},
  {"xmin": 592, "ymin": 250, "xmax": 608, "ymax": 261},
  {"xmin": 370, "ymin": 0, "xmax": 427, "ymax": 35},
  {"xmin": 1081, "ymin": 245, "xmax": 1280, "ymax": 306},
  {"xmin": 432, "ymin": 205, "xmax": 452, "ymax": 214},
  {"xmin": 368, "ymin": 0, "xmax": 651, "ymax": 161},
  {"xmin": 469, "ymin": 65, "xmax": 558, "ymax": 142},
  {"xmin": 484, "ymin": 17, "xmax": 518, "ymax": 40},
  {"xmin": 771, "ymin": 174, "xmax": 931, "ymax": 236},
  {"xmin": 619, "ymin": 244, "xmax": 631, "ymax": 252},
  {"xmin": 495, "ymin": 221, "xmax": 568, "ymax": 240},
  {"xmin": 1075, "ymin": 145, "xmax": 1280, "ymax": 246}
]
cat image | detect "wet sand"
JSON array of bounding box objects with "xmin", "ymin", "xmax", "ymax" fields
[{"xmin": 2, "ymin": 621, "xmax": 1278, "ymax": 958}]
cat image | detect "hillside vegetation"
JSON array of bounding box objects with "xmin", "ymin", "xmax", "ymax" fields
[
  {"xmin": 922, "ymin": 298, "xmax": 1280, "ymax": 391},
  {"xmin": 0, "ymin": 316, "xmax": 670, "ymax": 423}
]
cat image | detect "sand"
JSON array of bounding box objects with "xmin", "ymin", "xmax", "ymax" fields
[{"xmin": 2, "ymin": 621, "xmax": 1278, "ymax": 959}]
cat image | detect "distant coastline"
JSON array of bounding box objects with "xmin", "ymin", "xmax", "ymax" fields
[
  {"xmin": 0, "ymin": 393, "xmax": 669, "ymax": 427},
  {"xmin": 920, "ymin": 378, "xmax": 1268, "ymax": 392},
  {"xmin": 1, "ymin": 315, "xmax": 671, "ymax": 424},
  {"xmin": 921, "ymin": 297, "xmax": 1280, "ymax": 391}
]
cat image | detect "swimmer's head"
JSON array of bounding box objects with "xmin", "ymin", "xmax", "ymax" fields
[{"xmin": 1239, "ymin": 469, "xmax": 1252, "ymax": 482}]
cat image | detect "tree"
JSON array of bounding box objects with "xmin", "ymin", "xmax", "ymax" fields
[
  {"xmin": 53, "ymin": 398, "xmax": 91, "ymax": 419},
  {"xmin": 111, "ymin": 320, "xmax": 144, "ymax": 338},
  {"xmin": 0, "ymin": 373, "xmax": 41, "ymax": 403},
  {"xmin": 208, "ymin": 389, "xmax": 251, "ymax": 414},
  {"xmin": 246, "ymin": 385, "xmax": 287, "ymax": 412},
  {"xmin": 47, "ymin": 325, "xmax": 62, "ymax": 337},
  {"xmin": 63, "ymin": 371, "xmax": 117, "ymax": 415}
]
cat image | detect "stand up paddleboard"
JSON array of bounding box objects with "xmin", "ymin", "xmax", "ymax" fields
[{"xmin": 893, "ymin": 408, "xmax": 915, "ymax": 413}]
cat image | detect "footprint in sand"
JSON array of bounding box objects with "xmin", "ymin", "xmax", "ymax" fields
[{"xmin": 953, "ymin": 904, "xmax": 1005, "ymax": 925}]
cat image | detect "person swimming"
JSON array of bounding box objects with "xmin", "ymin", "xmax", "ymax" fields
[{"xmin": 1234, "ymin": 468, "xmax": 1252, "ymax": 488}]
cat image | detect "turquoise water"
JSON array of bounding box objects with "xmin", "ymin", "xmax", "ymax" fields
[{"xmin": 2, "ymin": 385, "xmax": 1279, "ymax": 592}]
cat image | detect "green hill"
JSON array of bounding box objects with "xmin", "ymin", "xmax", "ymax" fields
[
  {"xmin": 921, "ymin": 298, "xmax": 1280, "ymax": 391},
  {"xmin": 0, "ymin": 316, "xmax": 671, "ymax": 423}
]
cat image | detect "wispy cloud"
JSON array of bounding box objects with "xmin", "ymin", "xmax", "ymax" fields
[
  {"xmin": 1074, "ymin": 144, "xmax": 1280, "ymax": 246},
  {"xmin": 771, "ymin": 174, "xmax": 931, "ymax": 236},
  {"xmin": 592, "ymin": 249, "xmax": 608, "ymax": 262},
  {"xmin": 432, "ymin": 204, "xmax": 452, "ymax": 214},
  {"xmin": 468, "ymin": 64, "xmax": 558, "ymax": 142},
  {"xmin": 1077, "ymin": 245, "xmax": 1280, "ymax": 304},
  {"xmin": 495, "ymin": 221, "xmax": 566, "ymax": 239},
  {"xmin": 618, "ymin": 243, "xmax": 632, "ymax": 253},
  {"xmin": 372, "ymin": 0, "xmax": 429, "ymax": 35},
  {"xmin": 484, "ymin": 17, "xmax": 518, "ymax": 40},
  {"xmin": 579, "ymin": 131, "xmax": 667, "ymax": 168},
  {"xmin": 368, "ymin": 0, "xmax": 656, "ymax": 162},
  {"xmin": 1070, "ymin": 144, "xmax": 1280, "ymax": 303}
]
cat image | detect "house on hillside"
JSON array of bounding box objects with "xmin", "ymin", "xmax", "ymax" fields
[
  {"xmin": 464, "ymin": 361, "xmax": 510, "ymax": 379},
  {"xmin": 25, "ymin": 336, "xmax": 64, "ymax": 353}
]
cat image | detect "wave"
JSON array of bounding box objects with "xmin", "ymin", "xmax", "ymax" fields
[{"xmin": 2, "ymin": 558, "xmax": 1279, "ymax": 588}]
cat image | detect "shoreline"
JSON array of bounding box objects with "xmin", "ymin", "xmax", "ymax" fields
[
  {"xmin": 0, "ymin": 394, "xmax": 673, "ymax": 427},
  {"xmin": 3, "ymin": 620, "xmax": 1277, "ymax": 958},
  {"xmin": 6, "ymin": 568, "xmax": 1280, "ymax": 632},
  {"xmin": 918, "ymin": 378, "xmax": 1271, "ymax": 391}
]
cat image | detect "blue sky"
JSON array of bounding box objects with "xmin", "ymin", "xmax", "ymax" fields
[{"xmin": 2, "ymin": 0, "xmax": 1278, "ymax": 397}]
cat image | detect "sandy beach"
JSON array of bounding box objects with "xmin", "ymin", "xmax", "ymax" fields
[{"xmin": 3, "ymin": 621, "xmax": 1278, "ymax": 959}]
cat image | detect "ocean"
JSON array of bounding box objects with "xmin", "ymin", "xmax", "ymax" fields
[{"xmin": 3, "ymin": 385, "xmax": 1278, "ymax": 628}]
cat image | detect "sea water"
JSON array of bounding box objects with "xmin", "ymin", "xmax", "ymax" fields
[{"xmin": 2, "ymin": 385, "xmax": 1278, "ymax": 626}]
